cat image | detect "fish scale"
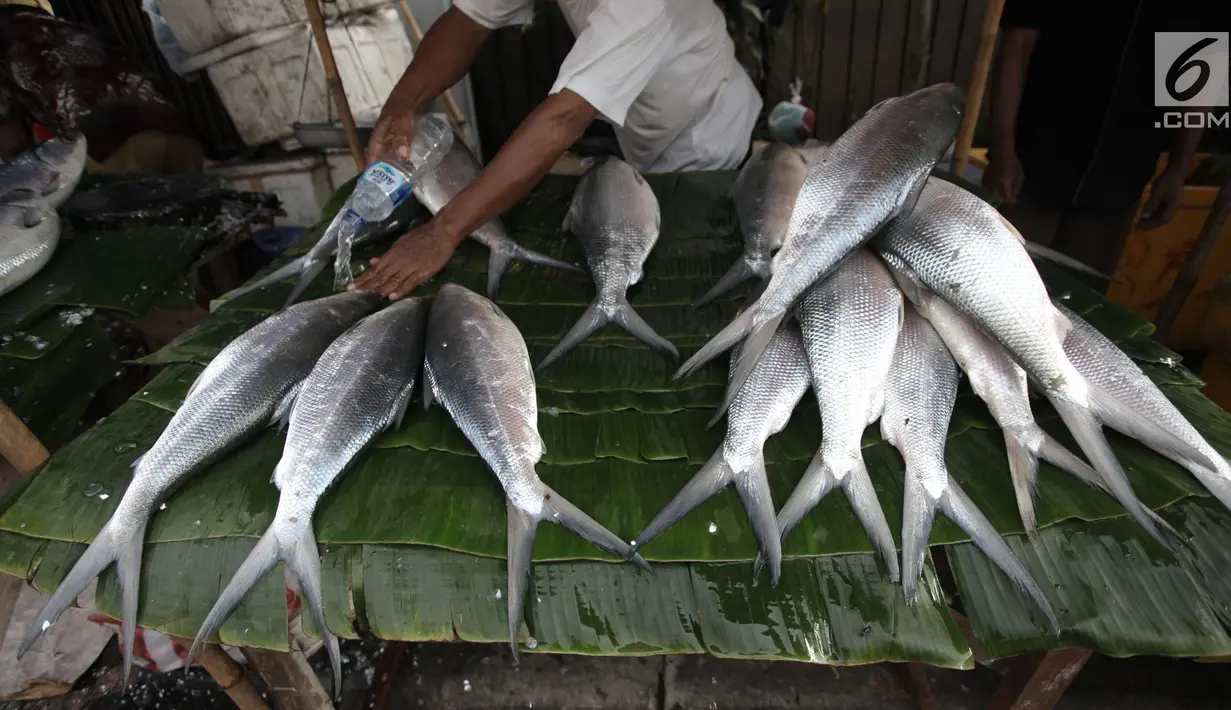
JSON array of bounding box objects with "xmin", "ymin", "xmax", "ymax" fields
[
  {"xmin": 18, "ymin": 291, "xmax": 382, "ymax": 686},
  {"xmin": 675, "ymin": 83, "xmax": 965, "ymax": 420},
  {"xmin": 0, "ymin": 205, "xmax": 59, "ymax": 297},
  {"xmin": 773, "ymin": 248, "xmax": 901, "ymax": 581},
  {"xmin": 188, "ymin": 298, "xmax": 428, "ymax": 702},
  {"xmin": 425, "ymin": 283, "xmax": 647, "ymax": 659}
]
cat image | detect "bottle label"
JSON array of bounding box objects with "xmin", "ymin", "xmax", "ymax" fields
[{"xmin": 361, "ymin": 161, "xmax": 413, "ymax": 205}]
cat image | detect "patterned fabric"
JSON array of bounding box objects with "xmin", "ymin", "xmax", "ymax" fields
[{"xmin": 0, "ymin": 7, "xmax": 188, "ymax": 161}]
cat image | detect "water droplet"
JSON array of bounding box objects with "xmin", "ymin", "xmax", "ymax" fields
[
  {"xmin": 98, "ymin": 493, "xmax": 109, "ymax": 500},
  {"xmin": 19, "ymin": 523, "xmax": 26, "ymax": 529},
  {"xmin": 113, "ymin": 442, "xmax": 137, "ymax": 453},
  {"xmin": 42, "ymin": 620, "xmax": 51, "ymax": 631},
  {"xmin": 83, "ymin": 482, "xmax": 102, "ymax": 497},
  {"xmin": 494, "ymin": 589, "xmax": 502, "ymax": 600},
  {"xmin": 194, "ymin": 519, "xmax": 201, "ymax": 525},
  {"xmin": 159, "ymin": 503, "xmax": 167, "ymax": 510},
  {"xmin": 525, "ymin": 636, "xmax": 538, "ymax": 649},
  {"xmin": 462, "ymin": 679, "xmax": 472, "ymax": 692},
  {"xmin": 707, "ymin": 522, "xmax": 718, "ymax": 534}
]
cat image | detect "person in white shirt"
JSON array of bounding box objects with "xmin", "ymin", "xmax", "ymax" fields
[{"xmin": 351, "ymin": 0, "xmax": 761, "ymax": 300}]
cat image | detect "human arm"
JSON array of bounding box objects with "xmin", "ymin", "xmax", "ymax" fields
[
  {"xmin": 1138, "ymin": 126, "xmax": 1202, "ymax": 230},
  {"xmin": 365, "ymin": 7, "xmax": 492, "ymax": 166},
  {"xmin": 983, "ymin": 26, "xmax": 1039, "ymax": 205},
  {"xmin": 351, "ymin": 89, "xmax": 598, "ymax": 299}
]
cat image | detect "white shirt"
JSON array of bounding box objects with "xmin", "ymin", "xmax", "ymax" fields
[{"xmin": 454, "ymin": 0, "xmax": 761, "ymax": 173}]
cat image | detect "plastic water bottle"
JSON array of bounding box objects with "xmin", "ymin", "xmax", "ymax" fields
[{"xmin": 332, "ymin": 114, "xmax": 453, "ymax": 287}]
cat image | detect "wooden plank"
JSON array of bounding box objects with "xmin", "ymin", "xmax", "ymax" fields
[
  {"xmin": 847, "ymin": 0, "xmax": 883, "ymax": 120},
  {"xmin": 987, "ymin": 649, "xmax": 1092, "ymax": 710},
  {"xmin": 817, "ymin": 0, "xmax": 855, "ymax": 139},
  {"xmin": 1155, "ymin": 175, "xmax": 1231, "ymax": 340},
  {"xmin": 928, "ymin": 0, "xmax": 968, "ymax": 85},
  {"xmin": 952, "ymin": 0, "xmax": 1006, "ymax": 176},
  {"xmin": 194, "ymin": 643, "xmax": 271, "ymax": 710},
  {"xmin": 874, "ymin": 0, "xmax": 911, "ymax": 100},
  {"xmin": 243, "ymin": 647, "xmax": 334, "ymax": 710},
  {"xmin": 952, "ymin": 0, "xmax": 985, "ymax": 89}
]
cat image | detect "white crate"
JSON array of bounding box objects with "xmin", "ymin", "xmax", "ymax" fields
[
  {"xmin": 209, "ymin": 154, "xmax": 334, "ymax": 227},
  {"xmin": 156, "ymin": 0, "xmax": 391, "ymax": 54},
  {"xmin": 197, "ymin": 5, "xmax": 413, "ymax": 147}
]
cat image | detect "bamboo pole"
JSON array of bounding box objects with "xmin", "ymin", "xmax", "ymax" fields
[
  {"xmin": 193, "ymin": 644, "xmax": 272, "ymax": 710},
  {"xmin": 1154, "ymin": 175, "xmax": 1231, "ymax": 340},
  {"xmin": 0, "ymin": 399, "xmax": 49, "ymax": 475},
  {"xmin": 951, "ymin": 0, "xmax": 1006, "ymax": 177},
  {"xmin": 395, "ymin": 0, "xmax": 470, "ymax": 144},
  {"xmin": 303, "ymin": 0, "xmax": 366, "ymax": 171}
]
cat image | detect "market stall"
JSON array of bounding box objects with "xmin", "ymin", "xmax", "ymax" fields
[{"xmin": 2, "ymin": 170, "xmax": 1229, "ymax": 702}]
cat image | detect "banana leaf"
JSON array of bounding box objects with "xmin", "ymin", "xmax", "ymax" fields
[{"xmin": 6, "ymin": 169, "xmax": 1231, "ymax": 664}]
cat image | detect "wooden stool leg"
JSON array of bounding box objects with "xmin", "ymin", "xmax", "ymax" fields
[
  {"xmin": 0, "ymin": 399, "xmax": 51, "ymax": 651},
  {"xmin": 195, "ymin": 644, "xmax": 271, "ymax": 710},
  {"xmin": 988, "ymin": 649, "xmax": 1092, "ymax": 710},
  {"xmin": 242, "ymin": 647, "xmax": 334, "ymax": 710}
]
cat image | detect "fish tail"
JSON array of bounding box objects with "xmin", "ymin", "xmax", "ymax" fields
[
  {"xmin": 1036, "ymin": 433, "xmax": 1181, "ymax": 538},
  {"xmin": 505, "ymin": 501, "xmax": 538, "ymax": 662},
  {"xmin": 938, "ymin": 479, "xmax": 1061, "ymax": 634},
  {"xmin": 900, "ymin": 464, "xmax": 940, "ymax": 606},
  {"xmin": 674, "ymin": 300, "xmax": 762, "ymax": 381},
  {"xmin": 211, "ymin": 259, "xmax": 305, "ymax": 311},
  {"xmin": 20, "ymin": 517, "xmax": 145, "ymax": 684},
  {"xmin": 611, "ymin": 296, "xmax": 678, "ymax": 362},
  {"xmin": 772, "ymin": 449, "xmax": 838, "ymax": 561},
  {"xmin": 488, "ymin": 240, "xmax": 584, "ymax": 299},
  {"xmin": 713, "ymin": 311, "xmax": 786, "ymax": 420},
  {"xmin": 283, "ymin": 257, "xmax": 328, "ymax": 309},
  {"xmin": 693, "ymin": 256, "xmax": 761, "ymax": 310},
  {"xmin": 1003, "ymin": 429, "xmax": 1042, "ymax": 537},
  {"xmin": 1183, "ymin": 462, "xmax": 1231, "ymax": 518},
  {"xmin": 1023, "ymin": 241, "xmax": 1111, "ymax": 281},
  {"xmin": 188, "ymin": 526, "xmax": 282, "ymax": 669},
  {"xmin": 536, "ymin": 301, "xmax": 610, "ymax": 371},
  {"xmin": 287, "ymin": 524, "xmax": 342, "ymax": 703},
  {"xmin": 631, "ymin": 451, "xmax": 734, "ymax": 560},
  {"xmin": 841, "ymin": 457, "xmax": 900, "ymax": 583},
  {"xmin": 1087, "ymin": 385, "xmax": 1219, "ymax": 472},
  {"xmin": 1050, "ymin": 395, "xmax": 1175, "ymax": 551},
  {"xmin": 733, "ymin": 455, "xmax": 782, "ymax": 586},
  {"xmin": 539, "ymin": 483, "xmax": 648, "ymax": 571}
]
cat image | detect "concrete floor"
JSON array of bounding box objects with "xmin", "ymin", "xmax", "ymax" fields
[{"xmin": 5, "ymin": 638, "xmax": 1231, "ymax": 710}]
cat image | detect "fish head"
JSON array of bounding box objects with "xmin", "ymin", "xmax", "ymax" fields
[
  {"xmin": 35, "ymin": 133, "xmax": 88, "ymax": 172},
  {"xmin": 899, "ymin": 84, "xmax": 966, "ymax": 153}
]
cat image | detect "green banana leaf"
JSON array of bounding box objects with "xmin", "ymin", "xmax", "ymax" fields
[{"xmin": 5, "ymin": 169, "xmax": 1231, "ymax": 664}]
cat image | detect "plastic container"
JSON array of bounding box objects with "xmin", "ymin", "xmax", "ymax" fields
[
  {"xmin": 208, "ymin": 154, "xmax": 333, "ymax": 227},
  {"xmin": 194, "ymin": 5, "xmax": 412, "ymax": 146},
  {"xmin": 156, "ymin": 0, "xmax": 391, "ymax": 54}
]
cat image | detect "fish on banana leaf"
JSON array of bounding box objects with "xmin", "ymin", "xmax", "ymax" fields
[
  {"xmin": 882, "ymin": 306, "xmax": 1059, "ymax": 631},
  {"xmin": 632, "ymin": 321, "xmax": 810, "ymax": 584},
  {"xmin": 424, "ymin": 283, "xmax": 647, "ymax": 658},
  {"xmin": 676, "ymin": 83, "xmax": 964, "ymax": 420},
  {"xmin": 875, "ymin": 178, "xmax": 1205, "ymax": 549},
  {"xmin": 0, "ymin": 204, "xmax": 59, "ymax": 297},
  {"xmin": 18, "ymin": 291, "xmax": 382, "ymax": 685},
  {"xmin": 188, "ymin": 298, "xmax": 428, "ymax": 702},
  {"xmin": 538, "ymin": 156, "xmax": 678, "ymax": 370},
  {"xmin": 0, "ymin": 133, "xmax": 87, "ymax": 209}
]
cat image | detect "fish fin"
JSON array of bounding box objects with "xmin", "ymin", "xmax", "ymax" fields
[
  {"xmin": 270, "ymin": 380, "xmax": 304, "ymax": 432},
  {"xmin": 1050, "ymin": 306, "xmax": 1073, "ymax": 342},
  {"xmin": 1024, "ymin": 242, "xmax": 1112, "ymax": 281},
  {"xmin": 506, "ymin": 501, "xmax": 537, "ymax": 662},
  {"xmin": 270, "ymin": 458, "xmax": 292, "ymax": 490},
  {"xmin": 1003, "ymin": 429, "xmax": 1042, "ymax": 537},
  {"xmin": 772, "ymin": 449, "xmax": 837, "ymax": 558},
  {"xmin": 938, "ymin": 480, "xmax": 1061, "ymax": 634},
  {"xmin": 674, "ymin": 300, "xmax": 760, "ymax": 381},
  {"xmin": 631, "ymin": 451, "xmax": 734, "ymax": 559},
  {"xmin": 900, "ymin": 464, "xmax": 941, "ymax": 605},
  {"xmin": 389, "ymin": 379, "xmax": 416, "ymax": 432},
  {"xmin": 188, "ymin": 526, "xmax": 282, "ymax": 670},
  {"xmin": 539, "ymin": 482, "xmax": 647, "ymax": 570},
  {"xmin": 184, "ymin": 369, "xmax": 207, "ymax": 401},
  {"xmin": 895, "ymin": 172, "xmax": 929, "ymax": 218},
  {"xmin": 693, "ymin": 256, "xmax": 761, "ymax": 310},
  {"xmin": 1049, "ymin": 395, "xmax": 1175, "ymax": 551},
  {"xmin": 211, "ymin": 258, "xmax": 306, "ymax": 312},
  {"xmin": 287, "ymin": 524, "xmax": 342, "ymax": 703},
  {"xmin": 1087, "ymin": 385, "xmax": 1220, "ymax": 472},
  {"xmin": 562, "ymin": 188, "xmax": 584, "ymax": 233},
  {"xmin": 536, "ymin": 301, "xmax": 611, "ymax": 371},
  {"xmin": 611, "ymin": 296, "xmax": 678, "ymax": 363},
  {"xmin": 129, "ymin": 453, "xmax": 146, "ymax": 472},
  {"xmin": 713, "ymin": 311, "xmax": 786, "ymax": 420},
  {"xmin": 283, "ymin": 257, "xmax": 329, "ymax": 309},
  {"xmin": 734, "ymin": 455, "xmax": 782, "ymax": 586},
  {"xmin": 422, "ymin": 366, "xmax": 436, "ymax": 411},
  {"xmin": 19, "ymin": 518, "xmax": 146, "ymax": 686},
  {"xmin": 1182, "ymin": 464, "xmax": 1231, "ymax": 520},
  {"xmin": 841, "ymin": 457, "xmax": 900, "ymax": 583},
  {"xmin": 488, "ymin": 238, "xmax": 583, "ymax": 299}
]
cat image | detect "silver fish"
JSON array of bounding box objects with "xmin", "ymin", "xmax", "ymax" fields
[
  {"xmin": 694, "ymin": 143, "xmax": 810, "ymax": 309},
  {"xmin": 211, "ymin": 196, "xmax": 431, "ymax": 310},
  {"xmin": 794, "ymin": 139, "xmax": 831, "ymax": 167},
  {"xmin": 424, "ymin": 283, "xmax": 648, "ymax": 658},
  {"xmin": 882, "ymin": 306, "xmax": 1058, "ymax": 631},
  {"xmin": 896, "ymin": 278, "xmax": 1173, "ymax": 535},
  {"xmin": 0, "ymin": 205, "xmax": 59, "ymax": 297},
  {"xmin": 537, "ymin": 157, "xmax": 678, "ymax": 370},
  {"xmin": 18, "ymin": 291, "xmax": 381, "ymax": 684},
  {"xmin": 188, "ymin": 298, "xmax": 427, "ymax": 702},
  {"xmin": 875, "ymin": 178, "xmax": 1202, "ymax": 549},
  {"xmin": 1058, "ymin": 303, "xmax": 1231, "ymax": 513},
  {"xmin": 676, "ymin": 83, "xmax": 964, "ymax": 419},
  {"xmin": 0, "ymin": 133, "xmax": 87, "ymax": 209},
  {"xmin": 631, "ymin": 323, "xmax": 810, "ymax": 584},
  {"xmin": 415, "ymin": 138, "xmax": 582, "ymax": 297},
  {"xmin": 773, "ymin": 249, "xmax": 902, "ymax": 581}
]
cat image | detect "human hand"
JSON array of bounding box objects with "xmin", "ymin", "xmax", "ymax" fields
[
  {"xmin": 983, "ymin": 147, "xmax": 1025, "ymax": 205},
  {"xmin": 366, "ymin": 98, "xmax": 417, "ymax": 168},
  {"xmin": 1137, "ymin": 167, "xmax": 1186, "ymax": 231},
  {"xmin": 349, "ymin": 221, "xmax": 459, "ymax": 300}
]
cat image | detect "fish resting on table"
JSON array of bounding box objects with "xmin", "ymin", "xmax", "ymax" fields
[
  {"xmin": 188, "ymin": 298, "xmax": 427, "ymax": 702},
  {"xmin": 17, "ymin": 291, "xmax": 382, "ymax": 685},
  {"xmin": 537, "ymin": 156, "xmax": 678, "ymax": 370},
  {"xmin": 424, "ymin": 283, "xmax": 648, "ymax": 658}
]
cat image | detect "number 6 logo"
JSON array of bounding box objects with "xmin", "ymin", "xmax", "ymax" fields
[{"xmin": 1155, "ymin": 33, "xmax": 1229, "ymax": 107}]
